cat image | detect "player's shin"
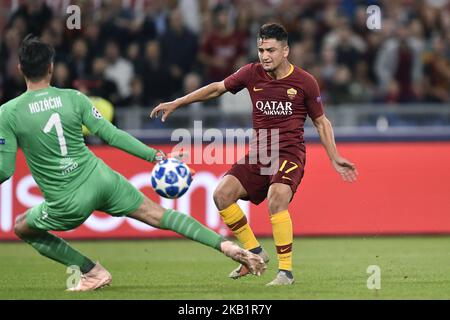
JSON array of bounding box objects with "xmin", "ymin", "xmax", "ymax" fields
[
  {"xmin": 271, "ymin": 210, "xmax": 293, "ymax": 271},
  {"xmin": 160, "ymin": 209, "xmax": 223, "ymax": 251},
  {"xmin": 219, "ymin": 203, "xmax": 261, "ymax": 252},
  {"xmin": 24, "ymin": 232, "xmax": 95, "ymax": 273}
]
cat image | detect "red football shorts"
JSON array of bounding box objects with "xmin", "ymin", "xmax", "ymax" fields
[{"xmin": 225, "ymin": 149, "xmax": 306, "ymax": 205}]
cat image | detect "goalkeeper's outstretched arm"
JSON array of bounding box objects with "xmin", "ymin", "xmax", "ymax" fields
[
  {"xmin": 76, "ymin": 90, "xmax": 160, "ymax": 162},
  {"xmin": 0, "ymin": 108, "xmax": 18, "ymax": 184},
  {"xmin": 0, "ymin": 152, "xmax": 16, "ymax": 184},
  {"xmin": 150, "ymin": 81, "xmax": 228, "ymax": 122},
  {"xmin": 91, "ymin": 121, "xmax": 159, "ymax": 162}
]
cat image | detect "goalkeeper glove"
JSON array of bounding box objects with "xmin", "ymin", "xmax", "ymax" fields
[
  {"xmin": 153, "ymin": 150, "xmax": 185, "ymax": 162},
  {"xmin": 153, "ymin": 150, "xmax": 167, "ymax": 162}
]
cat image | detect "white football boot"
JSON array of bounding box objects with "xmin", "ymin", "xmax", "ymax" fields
[
  {"xmin": 66, "ymin": 262, "xmax": 112, "ymax": 292},
  {"xmin": 221, "ymin": 241, "xmax": 267, "ymax": 276},
  {"xmin": 229, "ymin": 248, "xmax": 270, "ymax": 279}
]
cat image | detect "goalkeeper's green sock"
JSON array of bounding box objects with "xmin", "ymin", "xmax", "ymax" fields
[
  {"xmin": 24, "ymin": 232, "xmax": 95, "ymax": 273},
  {"xmin": 160, "ymin": 209, "xmax": 223, "ymax": 251}
]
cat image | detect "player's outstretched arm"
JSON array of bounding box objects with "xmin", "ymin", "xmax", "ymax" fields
[
  {"xmin": 0, "ymin": 152, "xmax": 16, "ymax": 184},
  {"xmin": 90, "ymin": 123, "xmax": 186, "ymax": 164},
  {"xmin": 150, "ymin": 81, "xmax": 227, "ymax": 122},
  {"xmin": 312, "ymin": 115, "xmax": 358, "ymax": 183},
  {"xmin": 76, "ymin": 90, "xmax": 161, "ymax": 163},
  {"xmin": 0, "ymin": 106, "xmax": 18, "ymax": 184},
  {"xmin": 95, "ymin": 122, "xmax": 161, "ymax": 162}
]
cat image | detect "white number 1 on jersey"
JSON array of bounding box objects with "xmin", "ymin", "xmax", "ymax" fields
[{"xmin": 43, "ymin": 113, "xmax": 68, "ymax": 156}]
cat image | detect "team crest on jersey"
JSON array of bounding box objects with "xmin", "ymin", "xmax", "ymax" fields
[
  {"xmin": 287, "ymin": 88, "xmax": 297, "ymax": 100},
  {"xmin": 0, "ymin": 138, "xmax": 5, "ymax": 145},
  {"xmin": 92, "ymin": 106, "xmax": 103, "ymax": 119}
]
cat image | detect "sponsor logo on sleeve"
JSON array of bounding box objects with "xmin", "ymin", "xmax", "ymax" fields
[{"xmin": 92, "ymin": 106, "xmax": 103, "ymax": 119}]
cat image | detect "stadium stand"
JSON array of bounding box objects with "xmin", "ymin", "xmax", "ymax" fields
[{"xmin": 1, "ymin": 0, "xmax": 449, "ymax": 142}]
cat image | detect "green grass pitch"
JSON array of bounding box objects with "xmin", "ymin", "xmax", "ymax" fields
[{"xmin": 0, "ymin": 236, "xmax": 449, "ymax": 299}]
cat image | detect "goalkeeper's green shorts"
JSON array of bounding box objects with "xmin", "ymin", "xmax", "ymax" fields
[{"xmin": 26, "ymin": 160, "xmax": 144, "ymax": 232}]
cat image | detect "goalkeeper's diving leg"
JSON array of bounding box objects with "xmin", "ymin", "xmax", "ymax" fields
[
  {"xmin": 13, "ymin": 197, "xmax": 266, "ymax": 292},
  {"xmin": 128, "ymin": 196, "xmax": 267, "ymax": 276},
  {"xmin": 14, "ymin": 213, "xmax": 112, "ymax": 292}
]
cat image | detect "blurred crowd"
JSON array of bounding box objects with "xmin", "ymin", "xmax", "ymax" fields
[{"xmin": 0, "ymin": 0, "xmax": 449, "ymax": 110}]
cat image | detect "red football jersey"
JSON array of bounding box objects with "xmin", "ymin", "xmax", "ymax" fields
[{"xmin": 224, "ymin": 63, "xmax": 324, "ymax": 152}]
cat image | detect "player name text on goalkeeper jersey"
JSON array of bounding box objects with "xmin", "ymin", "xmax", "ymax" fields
[{"xmin": 28, "ymin": 96, "xmax": 63, "ymax": 114}]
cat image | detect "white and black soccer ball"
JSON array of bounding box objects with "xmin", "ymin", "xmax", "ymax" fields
[{"xmin": 151, "ymin": 158, "xmax": 192, "ymax": 199}]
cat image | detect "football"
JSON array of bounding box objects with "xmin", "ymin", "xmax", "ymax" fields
[{"xmin": 151, "ymin": 158, "xmax": 192, "ymax": 199}]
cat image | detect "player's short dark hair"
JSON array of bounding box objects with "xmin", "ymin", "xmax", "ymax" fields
[
  {"xmin": 258, "ymin": 23, "xmax": 288, "ymax": 44},
  {"xmin": 19, "ymin": 34, "xmax": 55, "ymax": 81}
]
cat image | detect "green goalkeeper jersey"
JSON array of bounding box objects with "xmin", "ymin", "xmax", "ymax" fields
[{"xmin": 0, "ymin": 86, "xmax": 157, "ymax": 199}]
